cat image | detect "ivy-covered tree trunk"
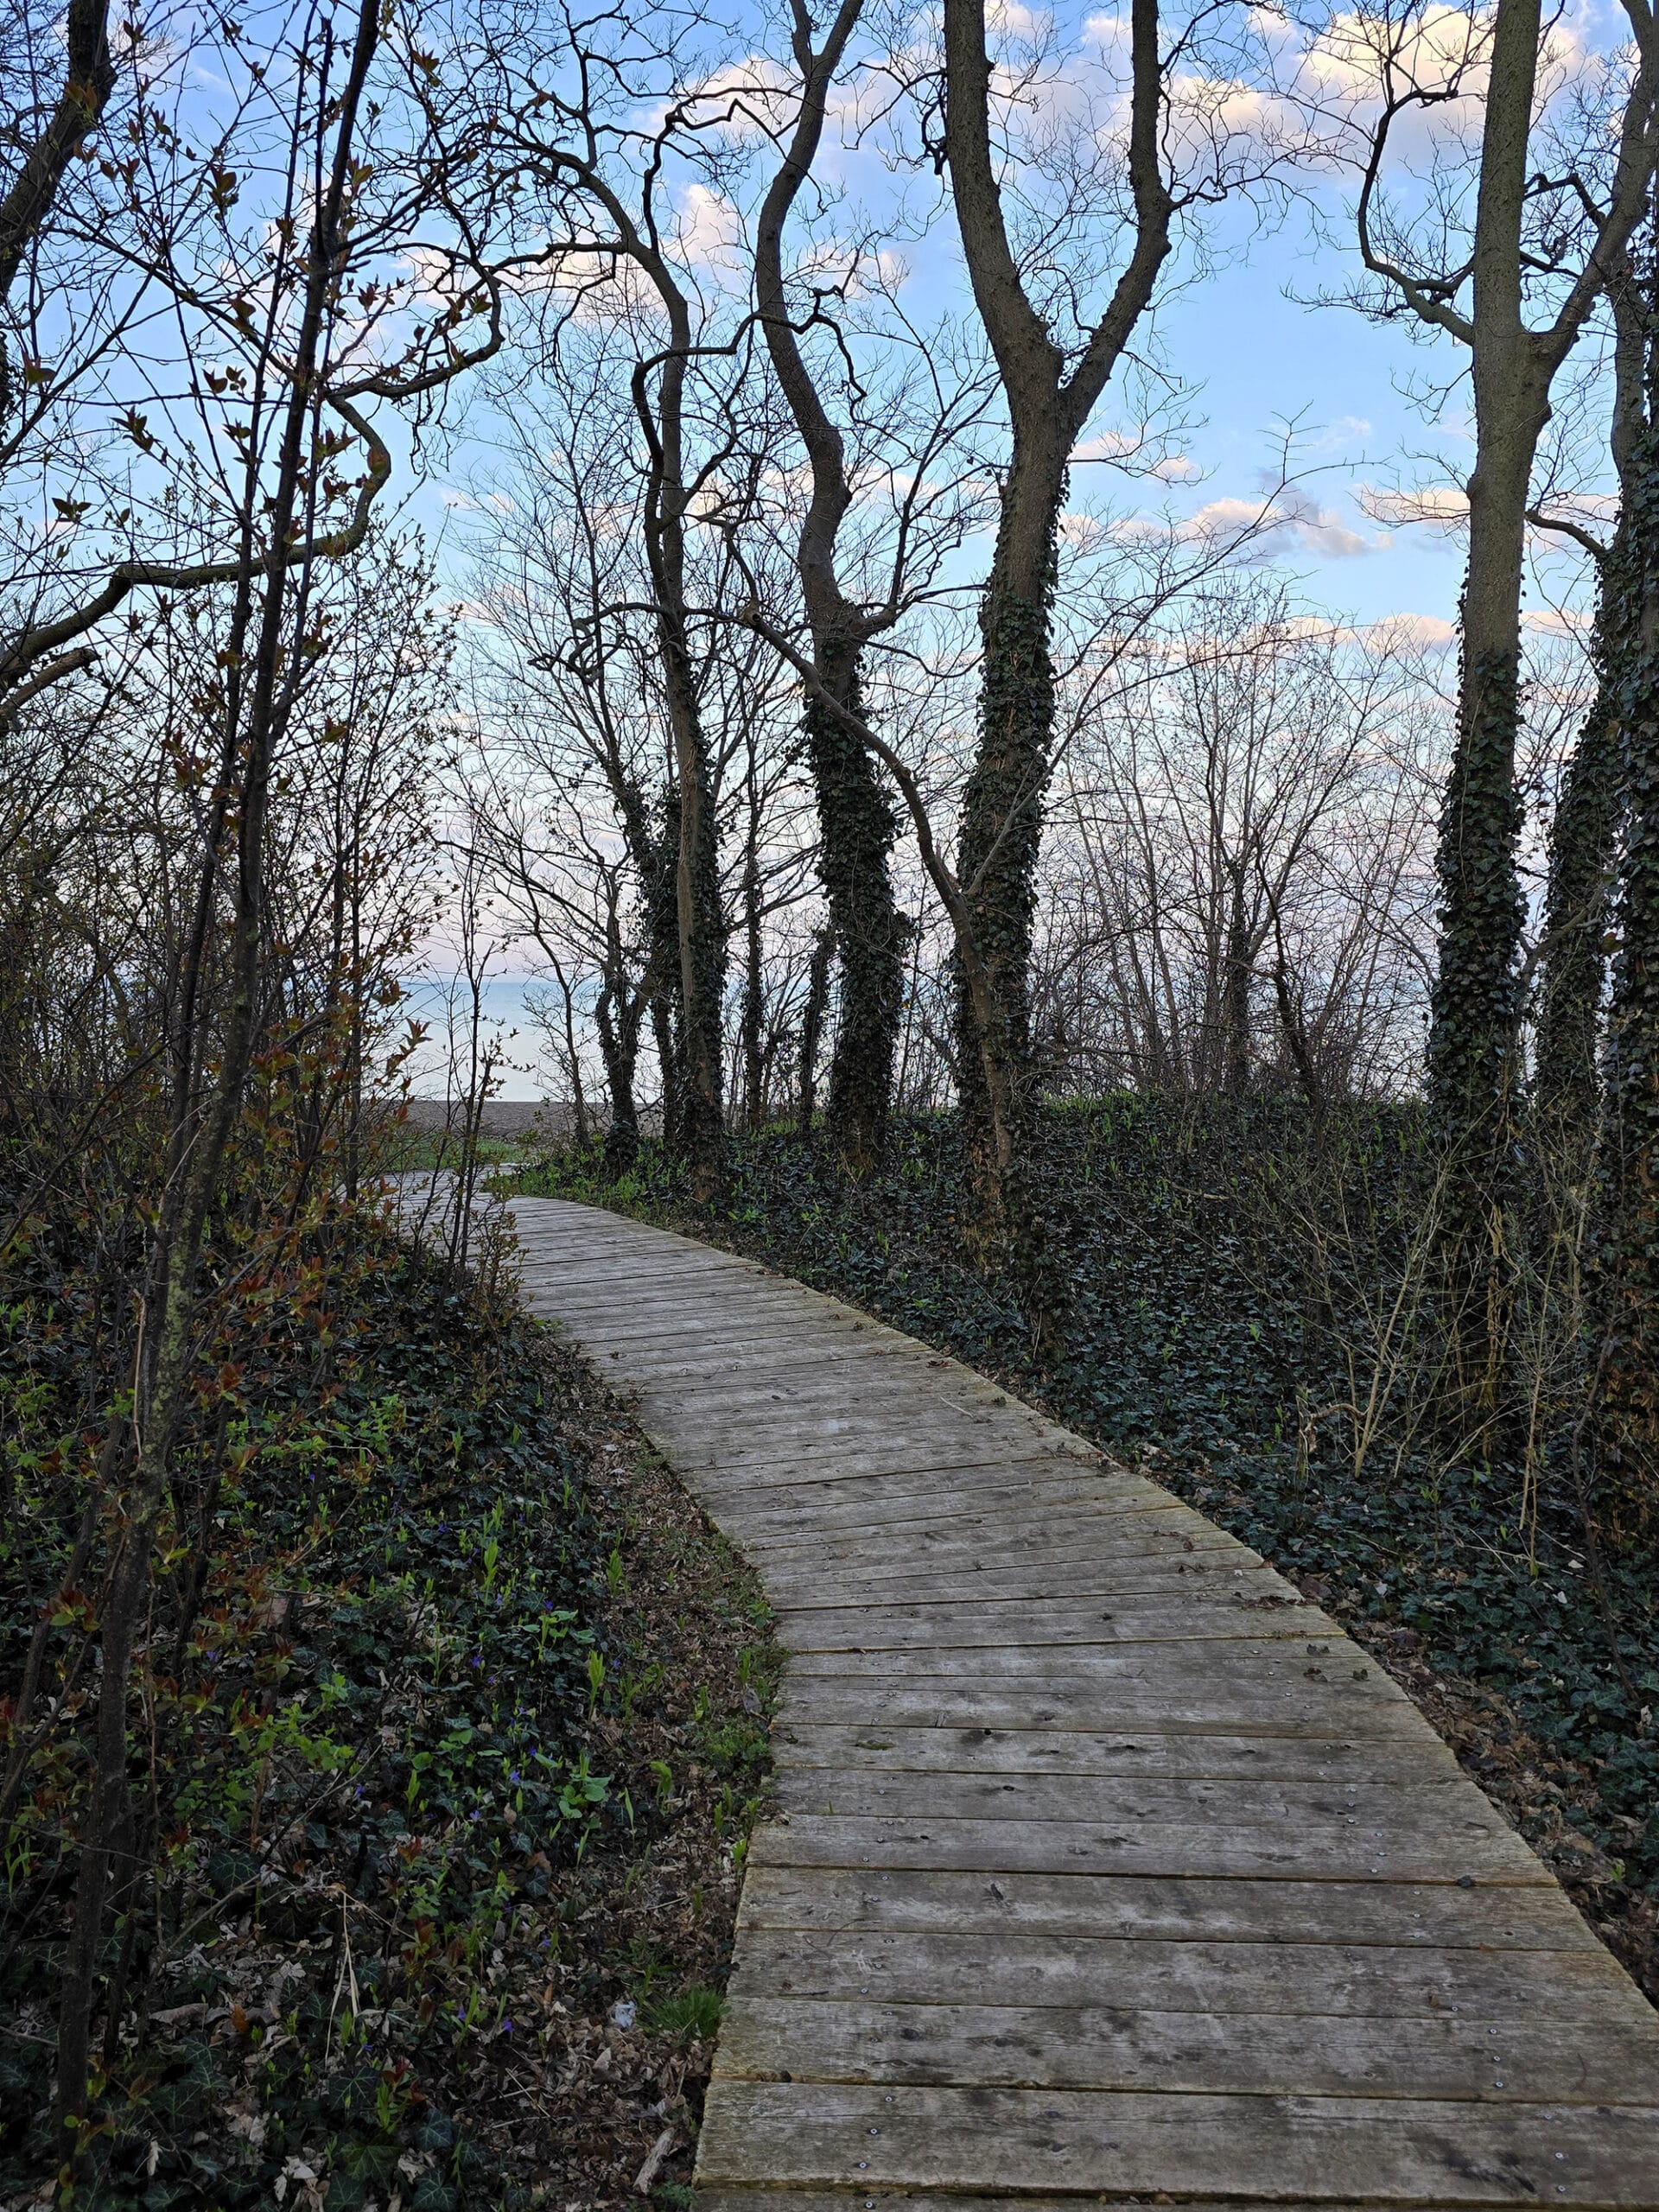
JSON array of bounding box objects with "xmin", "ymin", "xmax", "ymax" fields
[
  {"xmin": 754, "ymin": 2, "xmax": 906, "ymax": 1179},
  {"xmin": 942, "ymin": 0, "xmax": 1171, "ymax": 1344},
  {"xmin": 628, "ymin": 263, "xmax": 725, "ymax": 1197},
  {"xmin": 1598, "ymin": 400, "xmax": 1659, "ymax": 1529},
  {"xmin": 1535, "ymin": 274, "xmax": 1644, "ymax": 1177},
  {"xmin": 740, "ymin": 776, "xmax": 766, "ymax": 1130},
  {"xmin": 951, "ymin": 493, "xmax": 1058, "ymax": 1270},
  {"xmin": 1221, "ymin": 858, "xmax": 1254, "ymax": 1096},
  {"xmin": 660, "ymin": 625, "xmax": 726, "ymax": 1194},
  {"xmin": 806, "ymin": 639, "xmax": 905, "ymax": 1172},
  {"xmin": 1422, "ymin": 22, "xmax": 1553, "ymax": 1428},
  {"xmin": 1426, "ymin": 632, "xmax": 1528, "ymax": 1421},
  {"xmin": 594, "ymin": 969, "xmax": 642, "ymax": 1173},
  {"xmin": 1535, "ymin": 670, "xmax": 1621, "ymax": 1166},
  {"xmin": 646, "ymin": 786, "xmax": 685, "ymax": 1159}
]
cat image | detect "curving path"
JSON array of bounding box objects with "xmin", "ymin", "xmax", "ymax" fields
[{"xmin": 510, "ymin": 1196, "xmax": 1659, "ymax": 2209}]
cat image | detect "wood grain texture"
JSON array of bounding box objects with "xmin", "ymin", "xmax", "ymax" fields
[{"xmin": 509, "ymin": 1196, "xmax": 1659, "ymax": 2207}]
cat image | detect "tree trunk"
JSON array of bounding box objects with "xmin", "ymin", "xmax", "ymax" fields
[
  {"xmin": 755, "ymin": 0, "xmax": 905, "ymax": 1179},
  {"xmin": 595, "ymin": 1007, "xmax": 640, "ymax": 1173},
  {"xmin": 1535, "ymin": 270, "xmax": 1645, "ymax": 1170},
  {"xmin": 648, "ymin": 785, "xmax": 686, "ymax": 1158},
  {"xmin": 595, "ymin": 913, "xmax": 643, "ymax": 1173},
  {"xmin": 1597, "ymin": 372, "xmax": 1659, "ymax": 1528},
  {"xmin": 1536, "ymin": 673, "xmax": 1621, "ymax": 1161},
  {"xmin": 942, "ymin": 0, "xmax": 1170, "ymax": 1325},
  {"xmin": 553, "ymin": 961, "xmax": 589, "ymax": 1144},
  {"xmin": 950, "ymin": 456, "xmax": 1063, "ymax": 1250},
  {"xmin": 806, "ymin": 641, "xmax": 904, "ymax": 1172},
  {"xmin": 660, "ymin": 621, "xmax": 725, "ymax": 1191},
  {"xmin": 52, "ymin": 6, "xmax": 383, "ymax": 2154},
  {"xmin": 1424, "ymin": 0, "xmax": 1552, "ymax": 1427},
  {"xmin": 798, "ymin": 925, "xmax": 833, "ymax": 1137},
  {"xmin": 1222, "ymin": 858, "xmax": 1254, "ymax": 1096},
  {"xmin": 0, "ymin": 0, "xmax": 115, "ymax": 314},
  {"xmin": 636, "ymin": 321, "xmax": 723, "ymax": 1195},
  {"xmin": 741, "ymin": 783, "xmax": 766, "ymax": 1131}
]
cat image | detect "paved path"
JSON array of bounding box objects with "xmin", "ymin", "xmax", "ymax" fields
[{"xmin": 510, "ymin": 1196, "xmax": 1659, "ymax": 2209}]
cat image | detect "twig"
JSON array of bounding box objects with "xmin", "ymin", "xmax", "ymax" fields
[{"xmin": 632, "ymin": 2127, "xmax": 676, "ymax": 2195}]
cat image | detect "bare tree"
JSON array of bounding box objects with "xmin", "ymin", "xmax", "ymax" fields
[
  {"xmin": 1039, "ymin": 581, "xmax": 1442, "ymax": 1104},
  {"xmin": 0, "ymin": 0, "xmax": 520, "ymax": 731},
  {"xmin": 1535, "ymin": 261, "xmax": 1649, "ymax": 1162},
  {"xmin": 939, "ymin": 0, "xmax": 1173, "ymax": 1255},
  {"xmin": 0, "ymin": 0, "xmax": 499, "ymax": 2153},
  {"xmin": 1326, "ymin": 0, "xmax": 1659, "ymax": 1415},
  {"xmin": 753, "ymin": 0, "xmax": 908, "ymax": 1174},
  {"xmin": 458, "ymin": 11, "xmax": 762, "ymax": 1198}
]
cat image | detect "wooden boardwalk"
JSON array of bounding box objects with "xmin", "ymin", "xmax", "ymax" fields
[{"xmin": 509, "ymin": 1196, "xmax": 1659, "ymax": 2209}]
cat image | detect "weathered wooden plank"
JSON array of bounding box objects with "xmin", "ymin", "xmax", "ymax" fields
[
  {"xmin": 759, "ymin": 1529, "xmax": 1259, "ymax": 1590},
  {"xmin": 517, "ymin": 1249, "xmax": 783, "ymax": 1290},
  {"xmin": 648, "ymin": 1402, "xmax": 1048, "ymax": 1456},
  {"xmin": 607, "ymin": 1343, "xmax": 909, "ymax": 1391},
  {"xmin": 770, "ymin": 1566, "xmax": 1283, "ymax": 1614},
  {"xmin": 517, "ymin": 1243, "xmax": 733, "ymax": 1280},
  {"xmin": 773, "ymin": 1678, "xmax": 1442, "ymax": 1739},
  {"xmin": 772, "ymin": 1595, "xmax": 1329, "ymax": 1648},
  {"xmin": 620, "ymin": 1320, "xmax": 965, "ymax": 1366},
  {"xmin": 749, "ymin": 1809, "xmax": 1541, "ymax": 1885},
  {"xmin": 693, "ymin": 2081, "xmax": 1659, "ymax": 2203},
  {"xmin": 672, "ymin": 1408, "xmax": 1077, "ymax": 1466},
  {"xmin": 653, "ymin": 1406, "xmax": 1011, "ymax": 1453},
  {"xmin": 629, "ymin": 1339, "xmax": 944, "ymax": 1387},
  {"xmin": 735, "ymin": 1498, "xmax": 1218, "ymax": 1562},
  {"xmin": 720, "ymin": 1490, "xmax": 1166, "ymax": 1550},
  {"xmin": 649, "ymin": 1414, "xmax": 1021, "ymax": 1465},
  {"xmin": 731, "ymin": 1865, "xmax": 1605, "ymax": 1952},
  {"xmin": 740, "ymin": 1512, "xmax": 1242, "ymax": 1576},
  {"xmin": 690, "ymin": 1442, "xmax": 1108, "ymax": 1500},
  {"xmin": 659, "ymin": 1360, "xmax": 1008, "ymax": 1410},
  {"xmin": 553, "ymin": 1282, "xmax": 871, "ymax": 1327},
  {"xmin": 770, "ymin": 1770, "xmax": 1507, "ymax": 1833},
  {"xmin": 722, "ymin": 1470, "xmax": 1166, "ymax": 1535},
  {"xmin": 762, "ymin": 1556, "xmax": 1285, "ymax": 1608},
  {"xmin": 518, "ymin": 1266, "xmax": 752, "ymax": 1306},
  {"xmin": 758, "ymin": 1562, "xmax": 1264, "ymax": 1616},
  {"xmin": 784, "ymin": 1635, "xmax": 1407, "ymax": 1690},
  {"xmin": 772, "ymin": 1604, "xmax": 1327, "ymax": 1648},
  {"xmin": 570, "ymin": 1318, "xmax": 875, "ymax": 1371},
  {"xmin": 537, "ymin": 1289, "xmax": 817, "ymax": 1335},
  {"xmin": 768, "ymin": 1721, "xmax": 1463, "ymax": 1783},
  {"xmin": 715, "ymin": 1993, "xmax": 1659, "ymax": 2101}
]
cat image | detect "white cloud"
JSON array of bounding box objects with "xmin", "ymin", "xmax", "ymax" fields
[
  {"xmin": 1522, "ymin": 606, "xmax": 1593, "ymax": 635},
  {"xmin": 1073, "ymin": 431, "xmax": 1198, "ymax": 480},
  {"xmin": 1058, "ymin": 510, "xmax": 1110, "ymax": 549},
  {"xmin": 1183, "ymin": 485, "xmax": 1381, "ymax": 558},
  {"xmin": 1359, "ymin": 482, "xmax": 1468, "ymax": 533},
  {"xmin": 675, "ymin": 183, "xmax": 745, "ymax": 275},
  {"xmin": 988, "ymin": 0, "xmax": 1046, "ymax": 32},
  {"xmin": 1363, "ymin": 611, "xmax": 1458, "ymax": 652}
]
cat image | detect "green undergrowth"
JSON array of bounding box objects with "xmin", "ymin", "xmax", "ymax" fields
[
  {"xmin": 1, "ymin": 1233, "xmax": 776, "ymax": 2209},
  {"xmin": 517, "ymin": 1097, "xmax": 1659, "ymax": 1931},
  {"xmin": 378, "ymin": 1131, "xmax": 524, "ymax": 1173}
]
